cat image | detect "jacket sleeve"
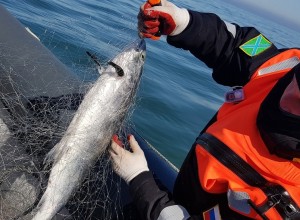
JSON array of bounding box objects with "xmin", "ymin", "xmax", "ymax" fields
[
  {"xmin": 167, "ymin": 10, "xmax": 280, "ymax": 86},
  {"xmin": 129, "ymin": 171, "xmax": 202, "ymax": 220}
]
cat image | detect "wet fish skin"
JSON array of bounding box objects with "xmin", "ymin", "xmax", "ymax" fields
[{"xmin": 32, "ymin": 39, "xmax": 146, "ymax": 220}]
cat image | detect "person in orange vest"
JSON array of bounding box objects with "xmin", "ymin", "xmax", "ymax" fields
[{"xmin": 109, "ymin": 0, "xmax": 300, "ymax": 219}]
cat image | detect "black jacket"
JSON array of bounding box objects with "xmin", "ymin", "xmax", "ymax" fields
[{"xmin": 129, "ymin": 10, "xmax": 282, "ymax": 220}]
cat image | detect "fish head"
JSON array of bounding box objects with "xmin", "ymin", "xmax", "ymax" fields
[{"xmin": 104, "ymin": 39, "xmax": 146, "ymax": 93}]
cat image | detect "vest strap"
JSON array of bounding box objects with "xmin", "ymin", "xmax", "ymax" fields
[{"xmin": 196, "ymin": 133, "xmax": 300, "ymax": 220}]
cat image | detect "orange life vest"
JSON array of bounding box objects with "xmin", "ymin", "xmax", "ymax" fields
[{"xmin": 195, "ymin": 49, "xmax": 300, "ymax": 219}]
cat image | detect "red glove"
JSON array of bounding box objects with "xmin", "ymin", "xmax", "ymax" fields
[{"xmin": 138, "ymin": 0, "xmax": 190, "ymax": 39}]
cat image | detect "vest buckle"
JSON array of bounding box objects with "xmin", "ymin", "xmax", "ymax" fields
[{"xmin": 248, "ymin": 189, "xmax": 300, "ymax": 220}]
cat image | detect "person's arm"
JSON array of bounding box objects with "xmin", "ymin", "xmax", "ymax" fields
[
  {"xmin": 138, "ymin": 0, "xmax": 280, "ymax": 86},
  {"xmin": 129, "ymin": 171, "xmax": 191, "ymax": 220},
  {"xmin": 109, "ymin": 135, "xmax": 196, "ymax": 220},
  {"xmin": 167, "ymin": 11, "xmax": 279, "ymax": 86}
]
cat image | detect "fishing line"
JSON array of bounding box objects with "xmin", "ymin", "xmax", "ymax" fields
[{"xmin": 0, "ymin": 2, "xmax": 142, "ymax": 219}]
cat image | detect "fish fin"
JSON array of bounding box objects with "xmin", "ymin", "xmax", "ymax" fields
[
  {"xmin": 43, "ymin": 148, "xmax": 56, "ymax": 169},
  {"xmin": 86, "ymin": 51, "xmax": 101, "ymax": 66},
  {"xmin": 86, "ymin": 51, "xmax": 105, "ymax": 75},
  {"xmin": 43, "ymin": 142, "xmax": 65, "ymax": 168},
  {"xmin": 96, "ymin": 66, "xmax": 105, "ymax": 75}
]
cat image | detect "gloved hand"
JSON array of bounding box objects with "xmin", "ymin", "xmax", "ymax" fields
[
  {"xmin": 138, "ymin": 0, "xmax": 190, "ymax": 38},
  {"xmin": 109, "ymin": 134, "xmax": 149, "ymax": 184}
]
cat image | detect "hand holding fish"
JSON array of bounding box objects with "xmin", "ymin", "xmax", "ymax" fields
[
  {"xmin": 138, "ymin": 0, "xmax": 190, "ymax": 38},
  {"xmin": 109, "ymin": 135, "xmax": 149, "ymax": 184}
]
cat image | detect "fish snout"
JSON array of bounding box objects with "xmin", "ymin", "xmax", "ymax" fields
[
  {"xmin": 136, "ymin": 39, "xmax": 146, "ymax": 51},
  {"xmin": 124, "ymin": 39, "xmax": 146, "ymax": 52}
]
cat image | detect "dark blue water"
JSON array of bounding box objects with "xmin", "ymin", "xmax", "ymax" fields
[{"xmin": 1, "ymin": 0, "xmax": 299, "ymax": 168}]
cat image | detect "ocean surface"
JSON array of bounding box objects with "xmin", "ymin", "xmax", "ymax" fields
[{"xmin": 0, "ymin": 0, "xmax": 299, "ymax": 168}]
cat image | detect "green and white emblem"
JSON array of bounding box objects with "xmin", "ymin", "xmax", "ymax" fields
[{"xmin": 240, "ymin": 34, "xmax": 272, "ymax": 57}]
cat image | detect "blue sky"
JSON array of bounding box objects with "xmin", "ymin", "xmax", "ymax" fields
[{"xmin": 226, "ymin": 0, "xmax": 300, "ymax": 30}]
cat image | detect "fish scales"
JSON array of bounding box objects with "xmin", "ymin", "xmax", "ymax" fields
[{"xmin": 32, "ymin": 39, "xmax": 146, "ymax": 220}]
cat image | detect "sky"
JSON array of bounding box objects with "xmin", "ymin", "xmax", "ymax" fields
[{"xmin": 225, "ymin": 0, "xmax": 300, "ymax": 31}]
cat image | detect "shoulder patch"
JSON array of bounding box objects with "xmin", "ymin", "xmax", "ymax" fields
[{"xmin": 240, "ymin": 34, "xmax": 272, "ymax": 57}]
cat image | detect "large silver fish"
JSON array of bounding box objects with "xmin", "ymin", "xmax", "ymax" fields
[{"xmin": 32, "ymin": 39, "xmax": 146, "ymax": 220}]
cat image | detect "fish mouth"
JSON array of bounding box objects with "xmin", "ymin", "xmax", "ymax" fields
[{"xmin": 136, "ymin": 39, "xmax": 146, "ymax": 51}]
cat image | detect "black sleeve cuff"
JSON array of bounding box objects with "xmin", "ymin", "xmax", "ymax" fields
[{"xmin": 129, "ymin": 171, "xmax": 176, "ymax": 220}]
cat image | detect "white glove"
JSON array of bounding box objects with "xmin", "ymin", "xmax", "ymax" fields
[
  {"xmin": 138, "ymin": 0, "xmax": 190, "ymax": 38},
  {"xmin": 109, "ymin": 135, "xmax": 149, "ymax": 184}
]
